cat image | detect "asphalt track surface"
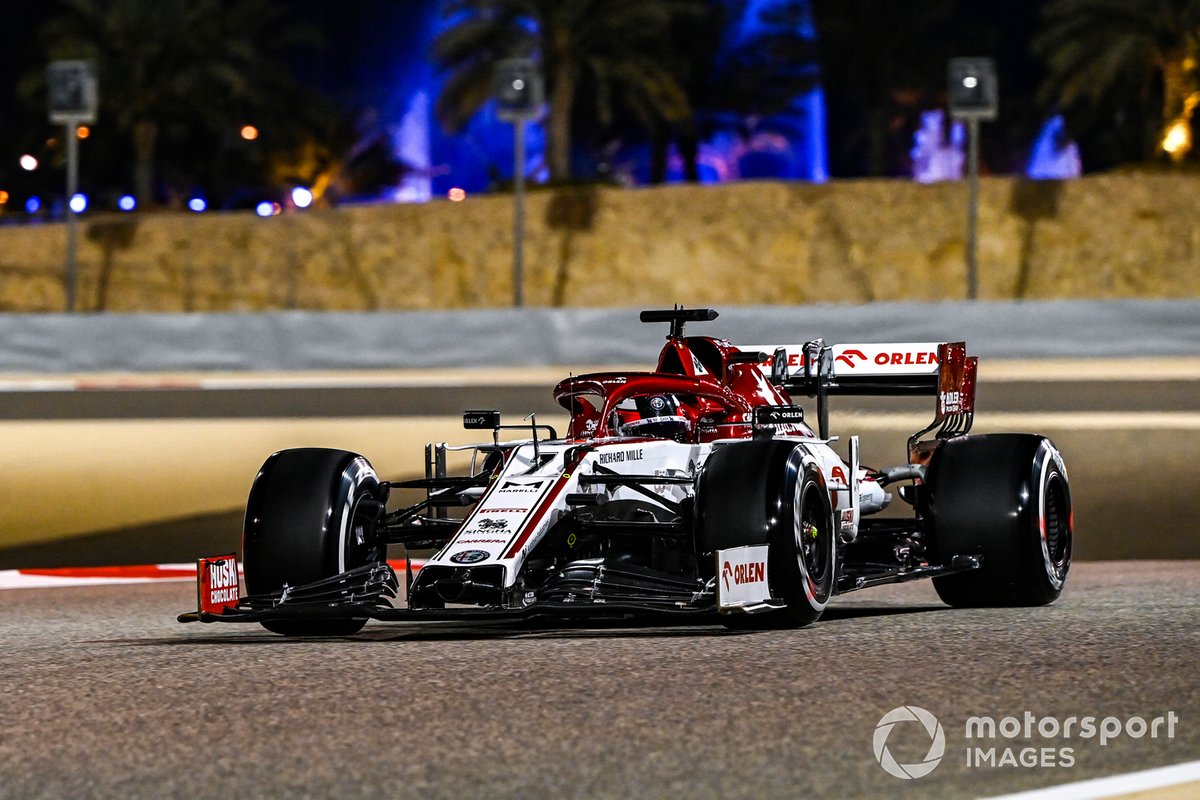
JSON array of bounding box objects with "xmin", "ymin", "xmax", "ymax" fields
[{"xmin": 1, "ymin": 561, "xmax": 1196, "ymax": 799}]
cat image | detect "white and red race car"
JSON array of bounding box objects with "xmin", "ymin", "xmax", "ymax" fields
[{"xmin": 180, "ymin": 308, "xmax": 1072, "ymax": 635}]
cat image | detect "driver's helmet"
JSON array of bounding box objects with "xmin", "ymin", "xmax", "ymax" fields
[{"xmin": 620, "ymin": 394, "xmax": 693, "ymax": 440}]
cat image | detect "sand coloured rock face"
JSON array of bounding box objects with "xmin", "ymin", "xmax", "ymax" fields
[{"xmin": 1, "ymin": 174, "xmax": 1198, "ymax": 312}]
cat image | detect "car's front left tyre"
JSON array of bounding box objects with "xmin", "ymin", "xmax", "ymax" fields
[{"xmin": 242, "ymin": 448, "xmax": 386, "ymax": 636}]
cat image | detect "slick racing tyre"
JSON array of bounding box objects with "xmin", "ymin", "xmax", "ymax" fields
[
  {"xmin": 926, "ymin": 434, "xmax": 1072, "ymax": 607},
  {"xmin": 696, "ymin": 441, "xmax": 837, "ymax": 629},
  {"xmin": 243, "ymin": 448, "xmax": 386, "ymax": 636}
]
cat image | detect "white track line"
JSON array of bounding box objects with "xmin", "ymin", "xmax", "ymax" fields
[
  {"xmin": 980, "ymin": 759, "xmax": 1200, "ymax": 800},
  {"xmin": 0, "ymin": 561, "xmax": 425, "ymax": 590},
  {"xmin": 0, "ymin": 573, "xmax": 191, "ymax": 589},
  {"xmin": 0, "ymin": 568, "xmax": 196, "ymax": 589}
]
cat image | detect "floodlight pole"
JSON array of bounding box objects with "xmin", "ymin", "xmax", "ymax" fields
[
  {"xmin": 494, "ymin": 58, "xmax": 541, "ymax": 308},
  {"xmin": 948, "ymin": 57, "xmax": 996, "ymax": 302},
  {"xmin": 966, "ymin": 116, "xmax": 980, "ymax": 302},
  {"xmin": 65, "ymin": 122, "xmax": 80, "ymax": 312},
  {"xmin": 48, "ymin": 60, "xmax": 97, "ymax": 313},
  {"xmin": 513, "ymin": 117, "xmax": 526, "ymax": 308}
]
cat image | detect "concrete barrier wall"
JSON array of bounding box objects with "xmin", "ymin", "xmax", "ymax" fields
[
  {"xmin": 2, "ymin": 174, "xmax": 1200, "ymax": 313},
  {"xmin": 1, "ymin": 300, "xmax": 1200, "ymax": 372}
]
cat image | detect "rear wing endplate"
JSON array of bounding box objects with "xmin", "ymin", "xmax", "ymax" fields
[{"xmin": 755, "ymin": 341, "xmax": 977, "ymax": 463}]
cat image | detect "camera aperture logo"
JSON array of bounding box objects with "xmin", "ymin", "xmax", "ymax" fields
[{"xmin": 873, "ymin": 706, "xmax": 946, "ymax": 779}]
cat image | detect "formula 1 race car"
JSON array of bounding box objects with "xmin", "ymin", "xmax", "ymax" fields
[{"xmin": 179, "ymin": 307, "xmax": 1073, "ymax": 635}]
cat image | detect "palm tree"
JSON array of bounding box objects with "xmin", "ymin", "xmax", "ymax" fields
[
  {"xmin": 1034, "ymin": 0, "xmax": 1200, "ymax": 162},
  {"xmin": 433, "ymin": 0, "xmax": 703, "ymax": 181},
  {"xmin": 812, "ymin": 0, "xmax": 954, "ymax": 176},
  {"xmin": 700, "ymin": 1, "xmax": 819, "ymax": 118},
  {"xmin": 36, "ymin": 0, "xmax": 320, "ymax": 204},
  {"xmin": 675, "ymin": 0, "xmax": 819, "ymax": 179}
]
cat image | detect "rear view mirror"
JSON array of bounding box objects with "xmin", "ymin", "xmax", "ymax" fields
[
  {"xmin": 727, "ymin": 350, "xmax": 768, "ymax": 365},
  {"xmin": 753, "ymin": 405, "xmax": 805, "ymax": 427},
  {"xmin": 463, "ymin": 410, "xmax": 500, "ymax": 430}
]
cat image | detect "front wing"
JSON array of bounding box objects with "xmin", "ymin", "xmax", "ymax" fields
[
  {"xmin": 178, "ymin": 561, "xmax": 717, "ymax": 626},
  {"xmin": 177, "ymin": 551, "xmax": 981, "ymax": 628}
]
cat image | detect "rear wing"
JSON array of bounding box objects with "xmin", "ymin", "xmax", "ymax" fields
[{"xmin": 744, "ymin": 341, "xmax": 977, "ymax": 463}]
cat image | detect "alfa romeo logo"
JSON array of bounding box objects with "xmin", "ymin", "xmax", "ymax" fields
[
  {"xmin": 873, "ymin": 706, "xmax": 945, "ymax": 779},
  {"xmin": 449, "ymin": 549, "xmax": 489, "ymax": 564}
]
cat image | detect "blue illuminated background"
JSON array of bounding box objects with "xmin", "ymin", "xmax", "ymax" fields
[
  {"xmin": 344, "ymin": 0, "xmax": 1075, "ymax": 203},
  {"xmin": 373, "ymin": 0, "xmax": 827, "ymax": 202}
]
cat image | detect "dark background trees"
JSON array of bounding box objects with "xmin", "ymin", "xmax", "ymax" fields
[
  {"xmin": 26, "ymin": 0, "xmax": 333, "ymax": 207},
  {"xmin": 433, "ymin": 0, "xmax": 704, "ymax": 182},
  {"xmin": 1034, "ymin": 0, "xmax": 1200, "ymax": 166},
  {"xmin": 813, "ymin": 0, "xmax": 1049, "ymax": 177},
  {"xmin": 3, "ymin": 0, "xmax": 1199, "ymax": 215}
]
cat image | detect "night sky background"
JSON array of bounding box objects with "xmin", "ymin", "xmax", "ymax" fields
[{"xmin": 0, "ymin": 1, "xmax": 1142, "ymax": 214}]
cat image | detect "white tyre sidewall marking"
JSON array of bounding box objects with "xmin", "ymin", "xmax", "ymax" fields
[
  {"xmin": 792, "ymin": 453, "xmax": 831, "ymax": 612},
  {"xmin": 337, "ymin": 458, "xmax": 378, "ymax": 575},
  {"xmin": 1037, "ymin": 446, "xmax": 1067, "ymax": 591}
]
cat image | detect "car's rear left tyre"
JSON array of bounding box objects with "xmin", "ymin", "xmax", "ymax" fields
[
  {"xmin": 926, "ymin": 434, "xmax": 1072, "ymax": 607},
  {"xmin": 696, "ymin": 441, "xmax": 837, "ymax": 629},
  {"xmin": 242, "ymin": 448, "xmax": 385, "ymax": 636}
]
